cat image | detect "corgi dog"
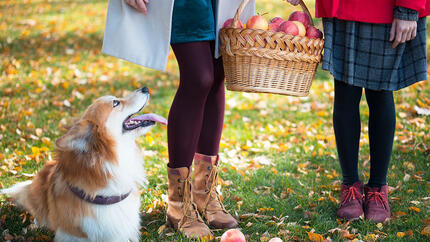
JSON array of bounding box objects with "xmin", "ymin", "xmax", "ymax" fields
[{"xmin": 1, "ymin": 87, "xmax": 167, "ymax": 241}]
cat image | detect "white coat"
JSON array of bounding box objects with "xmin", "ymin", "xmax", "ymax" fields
[{"xmin": 102, "ymin": 0, "xmax": 255, "ymax": 71}]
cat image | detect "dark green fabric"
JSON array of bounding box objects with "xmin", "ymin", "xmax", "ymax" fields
[{"xmin": 171, "ymin": 0, "xmax": 216, "ymax": 44}]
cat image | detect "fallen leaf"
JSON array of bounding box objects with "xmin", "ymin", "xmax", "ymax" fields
[
  {"xmin": 421, "ymin": 226, "xmax": 430, "ymax": 236},
  {"xmin": 307, "ymin": 231, "xmax": 324, "ymax": 242},
  {"xmin": 409, "ymin": 206, "xmax": 421, "ymax": 213}
]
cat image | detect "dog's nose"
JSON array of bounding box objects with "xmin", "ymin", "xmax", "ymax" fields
[{"xmin": 139, "ymin": 87, "xmax": 149, "ymax": 93}]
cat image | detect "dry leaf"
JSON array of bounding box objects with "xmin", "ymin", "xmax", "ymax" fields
[
  {"xmin": 307, "ymin": 231, "xmax": 324, "ymax": 242},
  {"xmin": 421, "ymin": 226, "xmax": 430, "ymax": 236}
]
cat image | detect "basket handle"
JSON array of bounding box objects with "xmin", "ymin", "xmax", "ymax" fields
[
  {"xmin": 232, "ymin": 0, "xmax": 251, "ymax": 28},
  {"xmin": 232, "ymin": 0, "xmax": 315, "ymax": 27},
  {"xmin": 295, "ymin": 0, "xmax": 314, "ymax": 26}
]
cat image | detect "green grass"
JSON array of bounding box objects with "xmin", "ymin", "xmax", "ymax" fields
[{"xmin": 1, "ymin": 0, "xmax": 429, "ymax": 241}]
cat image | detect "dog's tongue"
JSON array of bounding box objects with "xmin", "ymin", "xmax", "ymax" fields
[{"xmin": 131, "ymin": 113, "xmax": 167, "ymax": 125}]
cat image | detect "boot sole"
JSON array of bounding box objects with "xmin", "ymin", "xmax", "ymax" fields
[
  {"xmin": 339, "ymin": 213, "xmax": 364, "ymax": 221},
  {"xmin": 166, "ymin": 216, "xmax": 213, "ymax": 239}
]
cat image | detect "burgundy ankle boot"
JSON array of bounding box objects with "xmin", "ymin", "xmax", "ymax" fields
[
  {"xmin": 364, "ymin": 185, "xmax": 390, "ymax": 223},
  {"xmin": 337, "ymin": 181, "xmax": 364, "ymax": 220}
]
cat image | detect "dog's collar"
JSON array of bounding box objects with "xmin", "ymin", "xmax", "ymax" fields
[{"xmin": 68, "ymin": 184, "xmax": 131, "ymax": 205}]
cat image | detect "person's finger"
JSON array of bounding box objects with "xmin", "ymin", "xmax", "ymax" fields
[
  {"xmin": 135, "ymin": 0, "xmax": 147, "ymax": 14},
  {"xmin": 393, "ymin": 27, "xmax": 406, "ymax": 48},
  {"xmin": 126, "ymin": 0, "xmax": 137, "ymax": 9},
  {"xmin": 406, "ymin": 28, "xmax": 413, "ymax": 42},
  {"xmin": 392, "ymin": 29, "xmax": 402, "ymax": 48},
  {"xmin": 389, "ymin": 21, "xmax": 396, "ymax": 41},
  {"xmin": 411, "ymin": 26, "xmax": 417, "ymax": 40},
  {"xmin": 400, "ymin": 28, "xmax": 407, "ymax": 43}
]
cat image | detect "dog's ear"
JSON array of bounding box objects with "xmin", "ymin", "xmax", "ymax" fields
[{"xmin": 55, "ymin": 120, "xmax": 95, "ymax": 152}]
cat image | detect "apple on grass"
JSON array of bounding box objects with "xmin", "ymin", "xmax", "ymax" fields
[
  {"xmin": 246, "ymin": 15, "xmax": 268, "ymax": 30},
  {"xmin": 306, "ymin": 26, "xmax": 323, "ymax": 39},
  {"xmin": 268, "ymin": 238, "xmax": 283, "ymax": 242},
  {"xmin": 288, "ymin": 11, "xmax": 311, "ymax": 27},
  {"xmin": 223, "ymin": 18, "xmax": 243, "ymax": 28},
  {"xmin": 221, "ymin": 229, "xmax": 246, "ymax": 242}
]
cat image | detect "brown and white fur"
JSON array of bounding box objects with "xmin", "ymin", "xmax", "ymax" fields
[{"xmin": 1, "ymin": 88, "xmax": 165, "ymax": 241}]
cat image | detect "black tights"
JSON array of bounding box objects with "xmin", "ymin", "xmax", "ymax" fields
[
  {"xmin": 333, "ymin": 80, "xmax": 396, "ymax": 187},
  {"xmin": 167, "ymin": 41, "xmax": 225, "ymax": 168}
]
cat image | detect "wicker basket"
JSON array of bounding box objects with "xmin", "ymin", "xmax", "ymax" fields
[{"xmin": 219, "ymin": 0, "xmax": 324, "ymax": 96}]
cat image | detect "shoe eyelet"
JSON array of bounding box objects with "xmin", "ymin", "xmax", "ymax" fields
[
  {"xmin": 207, "ymin": 166, "xmax": 211, "ymax": 170},
  {"xmin": 205, "ymin": 174, "xmax": 209, "ymax": 178},
  {"xmin": 177, "ymin": 178, "xmax": 181, "ymax": 182}
]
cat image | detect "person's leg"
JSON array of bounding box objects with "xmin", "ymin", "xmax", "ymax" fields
[
  {"xmin": 363, "ymin": 89, "xmax": 394, "ymax": 223},
  {"xmin": 334, "ymin": 80, "xmax": 366, "ymax": 220},
  {"xmin": 364, "ymin": 89, "xmax": 396, "ymax": 187},
  {"xmin": 333, "ymin": 80, "xmax": 363, "ymax": 185},
  {"xmin": 196, "ymin": 41, "xmax": 225, "ymax": 155},
  {"xmin": 168, "ymin": 42, "xmax": 215, "ymax": 168},
  {"xmin": 166, "ymin": 42, "xmax": 215, "ymax": 237}
]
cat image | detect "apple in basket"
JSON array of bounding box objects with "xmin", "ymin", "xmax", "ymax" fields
[
  {"xmin": 292, "ymin": 21, "xmax": 306, "ymax": 36},
  {"xmin": 288, "ymin": 11, "xmax": 311, "ymax": 27},
  {"xmin": 306, "ymin": 26, "xmax": 323, "ymax": 39},
  {"xmin": 223, "ymin": 18, "xmax": 243, "ymax": 28},
  {"xmin": 246, "ymin": 15, "xmax": 268, "ymax": 30},
  {"xmin": 278, "ymin": 21, "xmax": 299, "ymax": 36},
  {"xmin": 268, "ymin": 17, "xmax": 284, "ymax": 31}
]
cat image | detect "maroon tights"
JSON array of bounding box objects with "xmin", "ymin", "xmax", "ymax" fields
[{"xmin": 167, "ymin": 41, "xmax": 225, "ymax": 168}]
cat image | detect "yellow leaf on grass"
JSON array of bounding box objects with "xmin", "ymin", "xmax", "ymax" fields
[
  {"xmin": 307, "ymin": 231, "xmax": 324, "ymax": 242},
  {"xmin": 397, "ymin": 232, "xmax": 405, "ymax": 238},
  {"xmin": 409, "ymin": 206, "xmax": 421, "ymax": 213},
  {"xmin": 421, "ymin": 225, "xmax": 430, "ymax": 236}
]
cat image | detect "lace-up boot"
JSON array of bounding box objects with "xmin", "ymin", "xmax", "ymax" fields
[
  {"xmin": 166, "ymin": 166, "xmax": 212, "ymax": 238},
  {"xmin": 364, "ymin": 185, "xmax": 390, "ymax": 223},
  {"xmin": 337, "ymin": 181, "xmax": 364, "ymax": 220},
  {"xmin": 192, "ymin": 153, "xmax": 238, "ymax": 229}
]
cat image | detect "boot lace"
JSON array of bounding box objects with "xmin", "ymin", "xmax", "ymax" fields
[
  {"xmin": 366, "ymin": 191, "xmax": 388, "ymax": 209},
  {"xmin": 203, "ymin": 165, "xmax": 227, "ymax": 215},
  {"xmin": 341, "ymin": 185, "xmax": 362, "ymax": 206},
  {"xmin": 178, "ymin": 177, "xmax": 203, "ymax": 229}
]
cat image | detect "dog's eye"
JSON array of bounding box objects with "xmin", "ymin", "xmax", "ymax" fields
[{"xmin": 113, "ymin": 100, "xmax": 120, "ymax": 108}]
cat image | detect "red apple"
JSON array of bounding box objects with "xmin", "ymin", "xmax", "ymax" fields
[
  {"xmin": 268, "ymin": 238, "xmax": 283, "ymax": 242},
  {"xmin": 292, "ymin": 21, "xmax": 306, "ymax": 36},
  {"xmin": 221, "ymin": 229, "xmax": 246, "ymax": 242},
  {"xmin": 288, "ymin": 11, "xmax": 311, "ymax": 27},
  {"xmin": 223, "ymin": 18, "xmax": 243, "ymax": 28},
  {"xmin": 306, "ymin": 26, "xmax": 323, "ymax": 39},
  {"xmin": 268, "ymin": 22, "xmax": 281, "ymax": 31},
  {"xmin": 278, "ymin": 21, "xmax": 299, "ymax": 36},
  {"xmin": 246, "ymin": 15, "xmax": 268, "ymax": 30},
  {"xmin": 269, "ymin": 17, "xmax": 284, "ymax": 24}
]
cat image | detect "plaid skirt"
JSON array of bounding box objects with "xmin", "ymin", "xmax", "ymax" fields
[{"xmin": 322, "ymin": 17, "xmax": 427, "ymax": 91}]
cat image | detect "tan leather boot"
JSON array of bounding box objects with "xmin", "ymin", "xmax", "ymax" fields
[
  {"xmin": 166, "ymin": 166, "xmax": 212, "ymax": 239},
  {"xmin": 192, "ymin": 153, "xmax": 238, "ymax": 229}
]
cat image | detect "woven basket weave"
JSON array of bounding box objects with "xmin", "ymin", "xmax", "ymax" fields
[{"xmin": 219, "ymin": 0, "xmax": 324, "ymax": 96}]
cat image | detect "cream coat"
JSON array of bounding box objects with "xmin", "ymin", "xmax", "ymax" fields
[{"xmin": 102, "ymin": 0, "xmax": 255, "ymax": 71}]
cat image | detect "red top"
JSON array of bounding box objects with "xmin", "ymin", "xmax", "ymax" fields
[{"xmin": 316, "ymin": 0, "xmax": 430, "ymax": 23}]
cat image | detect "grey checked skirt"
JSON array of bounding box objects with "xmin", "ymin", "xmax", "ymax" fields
[{"xmin": 322, "ymin": 18, "xmax": 427, "ymax": 91}]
